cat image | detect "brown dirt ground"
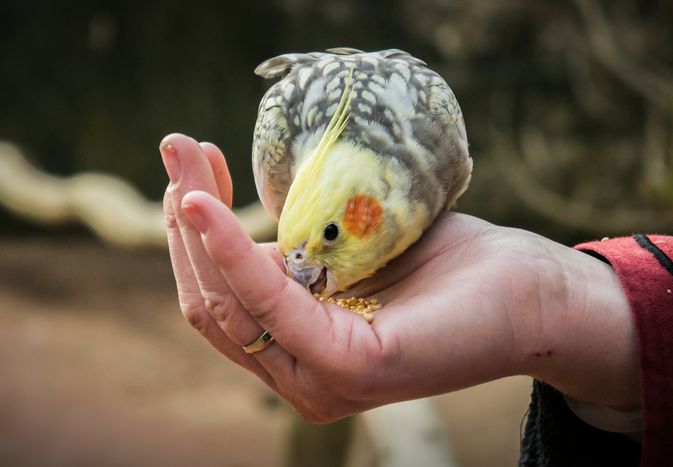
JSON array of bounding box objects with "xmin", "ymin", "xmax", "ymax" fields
[{"xmin": 0, "ymin": 237, "xmax": 532, "ymax": 467}]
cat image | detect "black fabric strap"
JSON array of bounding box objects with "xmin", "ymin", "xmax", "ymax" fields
[
  {"xmin": 519, "ymin": 381, "xmax": 641, "ymax": 466},
  {"xmin": 633, "ymin": 234, "xmax": 673, "ymax": 278}
]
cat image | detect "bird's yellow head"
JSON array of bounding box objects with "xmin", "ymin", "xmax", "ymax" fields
[
  {"xmin": 277, "ymin": 69, "xmax": 405, "ymax": 296},
  {"xmin": 278, "ymin": 160, "xmax": 389, "ymax": 295}
]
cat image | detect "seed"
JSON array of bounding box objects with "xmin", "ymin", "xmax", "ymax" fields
[{"xmin": 313, "ymin": 294, "xmax": 383, "ymax": 323}]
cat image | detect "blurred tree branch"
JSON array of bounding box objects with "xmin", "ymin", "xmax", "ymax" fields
[{"xmin": 0, "ymin": 141, "xmax": 277, "ymax": 247}]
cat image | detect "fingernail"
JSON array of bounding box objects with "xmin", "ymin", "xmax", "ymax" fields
[
  {"xmin": 160, "ymin": 142, "xmax": 181, "ymax": 182},
  {"xmin": 182, "ymin": 202, "xmax": 208, "ymax": 233}
]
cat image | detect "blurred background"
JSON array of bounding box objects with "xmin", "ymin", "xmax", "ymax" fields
[{"xmin": 0, "ymin": 0, "xmax": 671, "ymax": 466}]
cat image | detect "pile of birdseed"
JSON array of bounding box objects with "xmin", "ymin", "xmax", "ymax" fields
[{"xmin": 313, "ymin": 294, "xmax": 382, "ymax": 323}]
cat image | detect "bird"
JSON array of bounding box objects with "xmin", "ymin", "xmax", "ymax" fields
[{"xmin": 252, "ymin": 48, "xmax": 472, "ymax": 297}]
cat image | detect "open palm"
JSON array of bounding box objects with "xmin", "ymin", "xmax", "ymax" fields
[{"xmin": 161, "ymin": 133, "xmax": 638, "ymax": 422}]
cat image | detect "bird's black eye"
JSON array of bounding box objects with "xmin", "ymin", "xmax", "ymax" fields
[{"xmin": 323, "ymin": 223, "xmax": 339, "ymax": 242}]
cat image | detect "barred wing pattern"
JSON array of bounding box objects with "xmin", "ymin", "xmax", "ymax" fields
[{"xmin": 252, "ymin": 48, "xmax": 471, "ymax": 220}]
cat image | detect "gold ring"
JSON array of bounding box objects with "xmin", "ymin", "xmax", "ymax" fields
[{"xmin": 242, "ymin": 330, "xmax": 275, "ymax": 354}]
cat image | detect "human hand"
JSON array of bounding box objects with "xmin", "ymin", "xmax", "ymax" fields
[{"xmin": 159, "ymin": 133, "xmax": 639, "ymax": 422}]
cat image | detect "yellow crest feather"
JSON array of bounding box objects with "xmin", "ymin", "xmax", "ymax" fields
[{"xmin": 282, "ymin": 66, "xmax": 355, "ymax": 211}]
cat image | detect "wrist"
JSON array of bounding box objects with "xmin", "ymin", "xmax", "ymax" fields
[{"xmin": 523, "ymin": 244, "xmax": 640, "ymax": 411}]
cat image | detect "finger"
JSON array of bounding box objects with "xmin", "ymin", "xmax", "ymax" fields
[
  {"xmin": 160, "ymin": 135, "xmax": 259, "ymax": 340},
  {"xmin": 181, "ymin": 190, "xmax": 368, "ymax": 363},
  {"xmin": 160, "ymin": 135, "xmax": 297, "ymax": 374},
  {"xmin": 259, "ymin": 242, "xmax": 286, "ymax": 273},
  {"xmin": 199, "ymin": 142, "xmax": 233, "ymax": 208},
  {"xmin": 163, "ymin": 188, "xmax": 274, "ymax": 384}
]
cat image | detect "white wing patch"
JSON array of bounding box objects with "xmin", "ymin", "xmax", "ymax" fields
[
  {"xmin": 298, "ymin": 67, "xmax": 313, "ymax": 89},
  {"xmin": 301, "ymin": 77, "xmax": 326, "ymax": 128}
]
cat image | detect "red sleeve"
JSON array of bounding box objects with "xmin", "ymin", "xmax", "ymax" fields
[{"xmin": 575, "ymin": 235, "xmax": 673, "ymax": 466}]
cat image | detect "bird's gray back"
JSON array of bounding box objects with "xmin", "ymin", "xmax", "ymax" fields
[{"xmin": 252, "ymin": 48, "xmax": 471, "ymax": 220}]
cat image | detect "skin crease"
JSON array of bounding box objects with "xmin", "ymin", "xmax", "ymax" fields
[{"xmin": 160, "ymin": 133, "xmax": 640, "ymax": 424}]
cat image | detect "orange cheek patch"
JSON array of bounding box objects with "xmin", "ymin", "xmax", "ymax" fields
[{"xmin": 343, "ymin": 194, "xmax": 383, "ymax": 238}]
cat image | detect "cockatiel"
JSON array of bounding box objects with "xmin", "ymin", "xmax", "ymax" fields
[{"xmin": 252, "ymin": 48, "xmax": 472, "ymax": 297}]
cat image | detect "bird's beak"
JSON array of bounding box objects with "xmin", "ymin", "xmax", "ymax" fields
[{"xmin": 284, "ymin": 246, "xmax": 335, "ymax": 295}]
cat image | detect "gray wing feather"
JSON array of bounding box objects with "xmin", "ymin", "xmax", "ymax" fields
[
  {"xmin": 252, "ymin": 48, "xmax": 471, "ymax": 220},
  {"xmin": 424, "ymin": 77, "xmax": 472, "ymax": 208},
  {"xmin": 253, "ymin": 51, "xmax": 335, "ymax": 218},
  {"xmin": 254, "ymin": 52, "xmax": 322, "ymax": 79},
  {"xmin": 252, "ymin": 91, "xmax": 294, "ymax": 219},
  {"xmin": 325, "ymin": 47, "xmax": 365, "ymax": 55},
  {"xmin": 379, "ymin": 49, "xmax": 428, "ymax": 66}
]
